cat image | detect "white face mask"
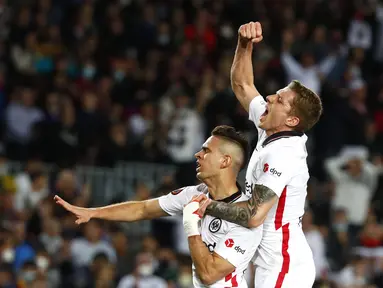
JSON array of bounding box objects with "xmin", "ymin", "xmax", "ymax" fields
[
  {"xmin": 137, "ymin": 263, "xmax": 153, "ymax": 277},
  {"xmin": 179, "ymin": 273, "xmax": 193, "ymax": 287},
  {"xmin": 22, "ymin": 271, "xmax": 36, "ymax": 283},
  {"xmin": 1, "ymin": 248, "xmax": 15, "ymax": 263},
  {"xmin": 36, "ymin": 256, "xmax": 50, "ymax": 271}
]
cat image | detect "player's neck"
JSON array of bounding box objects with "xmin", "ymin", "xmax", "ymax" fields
[
  {"xmin": 265, "ymin": 126, "xmax": 293, "ymax": 137},
  {"xmin": 204, "ymin": 175, "xmax": 238, "ymax": 201}
]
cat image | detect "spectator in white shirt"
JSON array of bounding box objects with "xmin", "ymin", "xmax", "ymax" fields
[
  {"xmin": 14, "ymin": 171, "xmax": 48, "ymax": 214},
  {"xmin": 5, "ymin": 87, "xmax": 44, "ymax": 160},
  {"xmin": 348, "ymin": 13, "xmax": 372, "ymax": 50},
  {"xmin": 14, "ymin": 158, "xmax": 43, "ymax": 203},
  {"xmin": 281, "ymin": 29, "xmax": 337, "ymax": 95},
  {"xmin": 129, "ymin": 101, "xmax": 155, "ymax": 141},
  {"xmin": 70, "ymin": 221, "xmax": 116, "ymax": 267},
  {"xmin": 303, "ymin": 209, "xmax": 329, "ymax": 280},
  {"xmin": 117, "ymin": 252, "xmax": 167, "ymax": 288},
  {"xmin": 333, "ymin": 255, "xmax": 369, "ymax": 288},
  {"xmin": 325, "ymin": 146, "xmax": 380, "ymax": 246}
]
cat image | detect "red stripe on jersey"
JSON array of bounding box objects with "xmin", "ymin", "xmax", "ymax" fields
[
  {"xmin": 274, "ymin": 186, "xmax": 287, "ymax": 230},
  {"xmin": 274, "ymin": 223, "xmax": 290, "ymax": 288},
  {"xmin": 224, "ymin": 272, "xmax": 238, "ymax": 287}
]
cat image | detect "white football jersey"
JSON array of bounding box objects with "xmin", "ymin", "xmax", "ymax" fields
[
  {"xmin": 158, "ymin": 184, "xmax": 262, "ymax": 287},
  {"xmin": 246, "ymin": 97, "xmax": 314, "ymax": 274}
]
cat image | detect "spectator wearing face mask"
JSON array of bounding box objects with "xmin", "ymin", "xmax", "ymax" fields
[
  {"xmin": 117, "ymin": 252, "xmax": 167, "ymax": 288},
  {"xmin": 16, "ymin": 261, "xmax": 38, "ymax": 288},
  {"xmin": 35, "ymin": 249, "xmax": 60, "ymax": 288},
  {"xmin": 333, "ymin": 255, "xmax": 370, "ymax": 288}
]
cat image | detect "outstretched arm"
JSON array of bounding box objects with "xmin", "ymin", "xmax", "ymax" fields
[
  {"xmin": 54, "ymin": 195, "xmax": 168, "ymax": 224},
  {"xmin": 205, "ymin": 184, "xmax": 278, "ymax": 228}
]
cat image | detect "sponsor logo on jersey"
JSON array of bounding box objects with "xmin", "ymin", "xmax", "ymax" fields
[
  {"xmin": 171, "ymin": 188, "xmax": 184, "ymax": 195},
  {"xmin": 234, "ymin": 246, "xmax": 246, "ymax": 254},
  {"xmin": 209, "ymin": 218, "xmax": 222, "ymax": 233},
  {"xmin": 270, "ymin": 168, "xmax": 282, "ymax": 177},
  {"xmin": 263, "ymin": 163, "xmax": 269, "ymax": 172},
  {"xmin": 225, "ymin": 239, "xmax": 234, "ymax": 248}
]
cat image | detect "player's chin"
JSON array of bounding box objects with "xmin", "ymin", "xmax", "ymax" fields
[
  {"xmin": 258, "ymin": 121, "xmax": 266, "ymax": 129},
  {"xmin": 196, "ymin": 171, "xmax": 207, "ymax": 181}
]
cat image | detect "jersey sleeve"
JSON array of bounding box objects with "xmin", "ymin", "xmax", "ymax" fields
[
  {"xmin": 255, "ymin": 149, "xmax": 294, "ymax": 197},
  {"xmin": 248, "ymin": 96, "xmax": 267, "ymax": 128},
  {"xmin": 158, "ymin": 186, "xmax": 201, "ymax": 216},
  {"xmin": 214, "ymin": 226, "xmax": 260, "ymax": 268}
]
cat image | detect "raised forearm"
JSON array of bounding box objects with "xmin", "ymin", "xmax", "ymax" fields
[{"xmin": 230, "ymin": 39, "xmax": 254, "ymax": 87}]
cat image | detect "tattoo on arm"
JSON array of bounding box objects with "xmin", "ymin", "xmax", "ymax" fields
[{"xmin": 205, "ymin": 184, "xmax": 277, "ymax": 227}]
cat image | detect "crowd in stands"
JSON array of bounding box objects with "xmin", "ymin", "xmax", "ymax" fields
[{"xmin": 1, "ymin": 0, "xmax": 383, "ymax": 287}]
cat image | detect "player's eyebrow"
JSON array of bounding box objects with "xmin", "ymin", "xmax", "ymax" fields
[
  {"xmin": 276, "ymin": 91, "xmax": 288, "ymax": 105},
  {"xmin": 201, "ymin": 145, "xmax": 210, "ymax": 152}
]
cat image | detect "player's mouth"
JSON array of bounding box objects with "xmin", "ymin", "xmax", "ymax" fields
[
  {"xmin": 196, "ymin": 162, "xmax": 201, "ymax": 172},
  {"xmin": 260, "ymin": 107, "xmax": 269, "ymax": 122}
]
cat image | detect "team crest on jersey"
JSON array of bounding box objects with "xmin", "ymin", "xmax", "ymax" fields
[
  {"xmin": 171, "ymin": 188, "xmax": 184, "ymax": 195},
  {"xmin": 209, "ymin": 218, "xmax": 222, "ymax": 233},
  {"xmin": 263, "ymin": 163, "xmax": 269, "ymax": 172}
]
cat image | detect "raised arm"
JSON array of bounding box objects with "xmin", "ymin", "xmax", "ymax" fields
[
  {"xmin": 54, "ymin": 195, "xmax": 168, "ymax": 224},
  {"xmin": 280, "ymin": 29, "xmax": 304, "ymax": 80},
  {"xmin": 231, "ymin": 22, "xmax": 263, "ymax": 112}
]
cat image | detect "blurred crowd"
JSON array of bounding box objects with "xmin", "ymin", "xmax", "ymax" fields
[{"xmin": 0, "ymin": 0, "xmax": 383, "ymax": 287}]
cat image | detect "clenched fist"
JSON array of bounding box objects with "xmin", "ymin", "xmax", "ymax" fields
[{"xmin": 238, "ymin": 21, "xmax": 263, "ymax": 44}]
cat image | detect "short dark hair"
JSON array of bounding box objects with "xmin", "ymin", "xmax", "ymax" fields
[
  {"xmin": 211, "ymin": 125, "xmax": 249, "ymax": 169},
  {"xmin": 288, "ymin": 80, "xmax": 323, "ymax": 132}
]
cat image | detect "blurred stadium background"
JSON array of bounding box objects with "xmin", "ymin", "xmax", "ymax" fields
[{"xmin": 0, "ymin": 0, "xmax": 383, "ymax": 287}]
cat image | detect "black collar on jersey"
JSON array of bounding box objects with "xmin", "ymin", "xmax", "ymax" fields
[
  {"xmin": 208, "ymin": 182, "xmax": 242, "ymax": 203},
  {"xmin": 262, "ymin": 131, "xmax": 304, "ymax": 147}
]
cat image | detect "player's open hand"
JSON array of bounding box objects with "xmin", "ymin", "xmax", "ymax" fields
[
  {"xmin": 190, "ymin": 194, "xmax": 212, "ymax": 217},
  {"xmin": 238, "ymin": 21, "xmax": 263, "ymax": 44},
  {"xmin": 54, "ymin": 195, "xmax": 93, "ymax": 225}
]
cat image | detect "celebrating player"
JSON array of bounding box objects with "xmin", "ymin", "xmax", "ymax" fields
[
  {"xmin": 55, "ymin": 125, "xmax": 261, "ymax": 287},
  {"xmin": 196, "ymin": 22, "xmax": 322, "ymax": 288}
]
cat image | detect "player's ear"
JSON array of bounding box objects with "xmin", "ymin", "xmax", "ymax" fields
[
  {"xmin": 286, "ymin": 115, "xmax": 299, "ymax": 128},
  {"xmin": 221, "ymin": 155, "xmax": 232, "ymax": 169}
]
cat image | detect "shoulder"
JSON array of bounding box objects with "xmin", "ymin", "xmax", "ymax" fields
[
  {"xmin": 170, "ymin": 183, "xmax": 208, "ymax": 196},
  {"xmin": 118, "ymin": 275, "xmax": 134, "ymax": 285},
  {"xmin": 148, "ymin": 276, "xmax": 167, "ymax": 286},
  {"xmin": 262, "ymin": 141, "xmax": 305, "ymax": 161}
]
